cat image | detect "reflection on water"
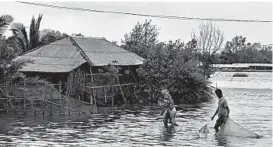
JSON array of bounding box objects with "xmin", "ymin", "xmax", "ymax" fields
[
  {"xmin": 161, "ymin": 126, "xmax": 176, "ymax": 142},
  {"xmin": 216, "ymin": 135, "xmax": 229, "ymax": 147},
  {"xmin": 0, "ymin": 72, "xmax": 272, "ymax": 147}
]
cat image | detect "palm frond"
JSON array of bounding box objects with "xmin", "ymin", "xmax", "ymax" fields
[
  {"xmin": 10, "ymin": 22, "xmax": 30, "ymax": 50},
  {"xmin": 10, "ymin": 72, "xmax": 25, "ymax": 81},
  {"xmin": 29, "ymin": 16, "xmax": 36, "ymax": 49},
  {"xmin": 16, "ymin": 37, "xmax": 28, "ymax": 53},
  {"xmin": 35, "ymin": 14, "xmax": 43, "ymax": 31},
  {"xmin": 29, "ymin": 14, "xmax": 43, "ymax": 49},
  {"xmin": 0, "ymin": 14, "xmax": 13, "ymax": 36},
  {"xmin": 30, "ymin": 16, "xmax": 39, "ymax": 49},
  {"xmin": 7, "ymin": 58, "xmax": 33, "ymax": 76}
]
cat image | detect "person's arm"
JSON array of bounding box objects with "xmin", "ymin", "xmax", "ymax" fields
[
  {"xmin": 211, "ymin": 107, "xmax": 219, "ymax": 120},
  {"xmin": 226, "ymin": 106, "xmax": 230, "ymax": 117}
]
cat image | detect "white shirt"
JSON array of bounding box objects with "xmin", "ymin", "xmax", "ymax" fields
[{"xmin": 218, "ymin": 97, "xmax": 228, "ymax": 117}]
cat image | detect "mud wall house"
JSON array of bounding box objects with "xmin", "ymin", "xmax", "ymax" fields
[{"xmin": 15, "ymin": 36, "xmax": 144, "ymax": 104}]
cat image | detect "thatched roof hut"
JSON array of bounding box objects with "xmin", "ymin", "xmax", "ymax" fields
[{"xmin": 16, "ymin": 36, "xmax": 144, "ymax": 74}]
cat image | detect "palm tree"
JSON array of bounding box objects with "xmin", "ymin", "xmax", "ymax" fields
[
  {"xmin": 0, "ymin": 14, "xmax": 14, "ymax": 77},
  {"xmin": 0, "ymin": 14, "xmax": 51, "ymax": 112},
  {"xmin": 0, "ymin": 14, "xmax": 14, "ymax": 99},
  {"xmin": 10, "ymin": 14, "xmax": 55, "ymax": 52},
  {"xmin": 0, "ymin": 14, "xmax": 31, "ymax": 97}
]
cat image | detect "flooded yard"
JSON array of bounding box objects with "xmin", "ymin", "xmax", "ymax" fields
[{"xmin": 0, "ymin": 72, "xmax": 272, "ymax": 147}]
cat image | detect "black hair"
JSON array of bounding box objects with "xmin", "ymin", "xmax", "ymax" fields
[{"xmin": 215, "ymin": 89, "xmax": 223, "ymax": 98}]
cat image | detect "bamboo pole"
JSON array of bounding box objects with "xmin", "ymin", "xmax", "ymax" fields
[
  {"xmin": 43, "ymin": 86, "xmax": 45, "ymax": 117},
  {"xmin": 49, "ymin": 88, "xmax": 53, "ymax": 116},
  {"xmin": 34, "ymin": 99, "xmax": 36, "ymax": 116},
  {"xmin": 86, "ymin": 83, "xmax": 137, "ymax": 89},
  {"xmin": 58, "ymin": 80, "xmax": 62, "ymax": 115},
  {"xmin": 23, "ymin": 81, "xmax": 26, "ymax": 115},
  {"xmin": 115, "ymin": 74, "xmax": 127, "ymax": 104},
  {"xmin": 59, "ymin": 94, "xmax": 62, "ymax": 116},
  {"xmin": 89, "ymin": 67, "xmax": 98, "ymax": 114},
  {"xmin": 104, "ymin": 87, "xmax": 107, "ymax": 103},
  {"xmin": 112, "ymin": 95, "xmax": 114, "ymax": 106},
  {"xmin": 13, "ymin": 84, "xmax": 17, "ymax": 114},
  {"xmin": 90, "ymin": 68, "xmax": 94, "ymax": 105}
]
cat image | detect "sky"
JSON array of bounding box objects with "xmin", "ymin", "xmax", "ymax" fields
[{"xmin": 0, "ymin": 1, "xmax": 272, "ymax": 45}]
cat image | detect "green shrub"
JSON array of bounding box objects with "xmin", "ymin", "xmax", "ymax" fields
[{"xmin": 135, "ymin": 41, "xmax": 213, "ymax": 104}]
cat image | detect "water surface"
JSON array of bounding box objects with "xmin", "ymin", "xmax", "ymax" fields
[{"xmin": 0, "ymin": 72, "xmax": 272, "ymax": 147}]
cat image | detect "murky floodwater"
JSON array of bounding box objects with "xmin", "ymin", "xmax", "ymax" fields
[{"xmin": 0, "ymin": 72, "xmax": 272, "ymax": 147}]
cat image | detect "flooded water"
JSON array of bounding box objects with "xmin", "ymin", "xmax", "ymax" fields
[{"xmin": 0, "ymin": 72, "xmax": 272, "ymax": 147}]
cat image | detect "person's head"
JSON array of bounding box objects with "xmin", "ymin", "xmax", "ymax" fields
[{"xmin": 215, "ymin": 89, "xmax": 223, "ymax": 98}]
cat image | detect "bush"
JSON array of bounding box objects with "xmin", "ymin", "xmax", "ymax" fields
[
  {"xmin": 135, "ymin": 41, "xmax": 213, "ymax": 104},
  {"xmin": 233, "ymin": 73, "xmax": 248, "ymax": 77}
]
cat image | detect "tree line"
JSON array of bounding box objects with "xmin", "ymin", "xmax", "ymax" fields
[{"xmin": 213, "ymin": 36, "xmax": 272, "ymax": 64}]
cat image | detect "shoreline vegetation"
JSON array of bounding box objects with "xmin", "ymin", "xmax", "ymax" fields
[
  {"xmin": 232, "ymin": 73, "xmax": 248, "ymax": 77},
  {"xmin": 0, "ymin": 15, "xmax": 272, "ymax": 115}
]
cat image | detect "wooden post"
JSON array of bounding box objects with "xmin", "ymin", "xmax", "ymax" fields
[
  {"xmin": 90, "ymin": 68, "xmax": 94, "ymax": 105},
  {"xmin": 23, "ymin": 81, "xmax": 26, "ymax": 115},
  {"xmin": 49, "ymin": 88, "xmax": 53, "ymax": 116},
  {"xmin": 111, "ymin": 86, "xmax": 114, "ymax": 106},
  {"xmin": 115, "ymin": 74, "xmax": 127, "ymax": 104},
  {"xmin": 13, "ymin": 84, "xmax": 17, "ymax": 115},
  {"xmin": 89, "ymin": 68, "xmax": 96, "ymax": 114},
  {"xmin": 104, "ymin": 87, "xmax": 107, "ymax": 103},
  {"xmin": 59, "ymin": 94, "xmax": 62, "ymax": 116},
  {"xmin": 43, "ymin": 86, "xmax": 45, "ymax": 118},
  {"xmin": 58, "ymin": 80, "xmax": 62, "ymax": 115},
  {"xmin": 34, "ymin": 100, "xmax": 36, "ymax": 116},
  {"xmin": 58, "ymin": 81, "xmax": 62, "ymax": 92},
  {"xmin": 94, "ymin": 95, "xmax": 97, "ymax": 114}
]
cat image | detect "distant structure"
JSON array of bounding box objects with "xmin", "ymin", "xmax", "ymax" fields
[{"xmin": 213, "ymin": 63, "xmax": 272, "ymax": 72}]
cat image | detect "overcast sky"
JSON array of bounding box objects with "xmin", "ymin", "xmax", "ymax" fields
[{"xmin": 0, "ymin": 1, "xmax": 272, "ymax": 45}]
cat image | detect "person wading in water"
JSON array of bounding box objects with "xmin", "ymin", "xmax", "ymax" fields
[
  {"xmin": 211, "ymin": 89, "xmax": 230, "ymax": 133},
  {"xmin": 159, "ymin": 89, "xmax": 178, "ymax": 128}
]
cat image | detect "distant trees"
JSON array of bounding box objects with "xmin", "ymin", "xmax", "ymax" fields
[
  {"xmin": 192, "ymin": 22, "xmax": 224, "ymax": 78},
  {"xmin": 218, "ymin": 36, "xmax": 272, "ymax": 64},
  {"xmin": 122, "ymin": 20, "xmax": 159, "ymax": 58},
  {"xmin": 40, "ymin": 29, "xmax": 68, "ymax": 43}
]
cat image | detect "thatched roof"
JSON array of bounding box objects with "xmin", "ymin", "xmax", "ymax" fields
[{"xmin": 17, "ymin": 37, "xmax": 144, "ymax": 73}]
